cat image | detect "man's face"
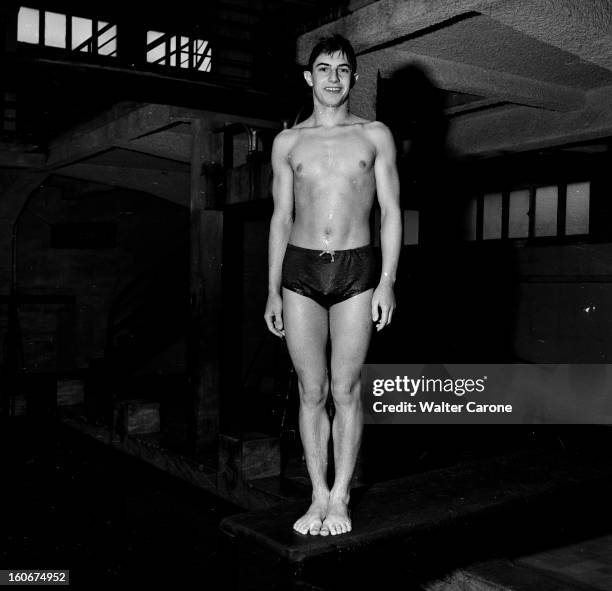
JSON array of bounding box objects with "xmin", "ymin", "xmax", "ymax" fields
[{"xmin": 304, "ymin": 51, "xmax": 356, "ymax": 108}]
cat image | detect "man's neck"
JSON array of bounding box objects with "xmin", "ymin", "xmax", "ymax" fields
[{"xmin": 311, "ymin": 101, "xmax": 351, "ymax": 128}]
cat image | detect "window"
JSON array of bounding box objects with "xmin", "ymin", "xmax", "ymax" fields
[
  {"xmin": 71, "ymin": 16, "xmax": 92, "ymax": 51},
  {"xmin": 17, "ymin": 7, "xmax": 39, "ymax": 43},
  {"xmin": 508, "ymin": 189, "xmax": 530, "ymax": 238},
  {"xmin": 45, "ymin": 11, "xmax": 66, "ymax": 48},
  {"xmin": 146, "ymin": 30, "xmax": 212, "ymax": 72},
  {"xmin": 96, "ymin": 21, "xmax": 117, "ymax": 56},
  {"xmin": 483, "ymin": 193, "xmax": 502, "ymax": 240},
  {"xmin": 465, "ymin": 182, "xmax": 590, "ymax": 241},
  {"xmin": 566, "ymin": 182, "xmax": 590, "ymax": 235},
  {"xmin": 534, "ymin": 186, "xmax": 557, "ymax": 237},
  {"xmin": 17, "ymin": 6, "xmax": 117, "ymax": 57}
]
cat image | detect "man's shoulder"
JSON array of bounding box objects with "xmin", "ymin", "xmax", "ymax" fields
[
  {"xmin": 362, "ymin": 120, "xmax": 394, "ymax": 149},
  {"xmin": 272, "ymin": 128, "xmax": 300, "ymax": 155},
  {"xmin": 362, "ymin": 120, "xmax": 392, "ymax": 136}
]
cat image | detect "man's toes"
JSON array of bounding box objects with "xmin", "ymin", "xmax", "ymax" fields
[
  {"xmin": 309, "ymin": 522, "xmax": 321, "ymax": 535},
  {"xmin": 320, "ymin": 525, "xmax": 329, "ymax": 536}
]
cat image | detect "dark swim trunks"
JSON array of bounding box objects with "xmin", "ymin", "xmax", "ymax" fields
[{"xmin": 281, "ymin": 243, "xmax": 378, "ymax": 309}]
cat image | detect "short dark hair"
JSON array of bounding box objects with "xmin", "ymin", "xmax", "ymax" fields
[{"xmin": 307, "ymin": 34, "xmax": 357, "ymax": 74}]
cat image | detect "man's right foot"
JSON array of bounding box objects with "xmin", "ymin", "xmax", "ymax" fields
[{"xmin": 293, "ymin": 498, "xmax": 328, "ymax": 535}]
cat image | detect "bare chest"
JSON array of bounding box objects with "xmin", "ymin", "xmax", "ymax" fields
[{"xmin": 289, "ymin": 135, "xmax": 374, "ymax": 179}]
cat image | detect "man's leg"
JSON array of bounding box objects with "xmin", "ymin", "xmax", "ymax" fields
[
  {"xmin": 282, "ymin": 287, "xmax": 330, "ymax": 535},
  {"xmin": 322, "ymin": 289, "xmax": 373, "ymax": 535}
]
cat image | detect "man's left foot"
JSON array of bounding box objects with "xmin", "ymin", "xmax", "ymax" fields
[{"xmin": 320, "ymin": 493, "xmax": 351, "ymax": 536}]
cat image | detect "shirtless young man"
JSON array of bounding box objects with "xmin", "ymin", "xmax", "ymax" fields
[{"xmin": 264, "ymin": 34, "xmax": 401, "ymax": 536}]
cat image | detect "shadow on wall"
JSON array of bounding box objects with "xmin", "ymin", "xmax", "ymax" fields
[{"xmin": 370, "ymin": 63, "xmax": 519, "ymax": 365}]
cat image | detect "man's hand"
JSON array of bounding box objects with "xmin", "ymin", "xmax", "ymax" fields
[
  {"xmin": 371, "ymin": 282, "xmax": 395, "ymax": 331},
  {"xmin": 264, "ymin": 292, "xmax": 286, "ymax": 338}
]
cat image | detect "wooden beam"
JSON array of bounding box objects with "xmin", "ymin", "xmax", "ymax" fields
[{"xmin": 189, "ymin": 121, "xmax": 222, "ymax": 452}]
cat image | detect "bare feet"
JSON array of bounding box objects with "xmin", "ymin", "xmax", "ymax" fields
[
  {"xmin": 320, "ymin": 493, "xmax": 351, "ymax": 536},
  {"xmin": 293, "ymin": 497, "xmax": 328, "ymax": 535}
]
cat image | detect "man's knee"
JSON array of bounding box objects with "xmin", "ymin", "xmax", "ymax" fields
[
  {"xmin": 297, "ymin": 378, "xmax": 329, "ymax": 408},
  {"xmin": 330, "ymin": 378, "xmax": 361, "ymax": 407}
]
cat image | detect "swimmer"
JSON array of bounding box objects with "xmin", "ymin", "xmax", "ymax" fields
[{"xmin": 264, "ymin": 34, "xmax": 402, "ymax": 536}]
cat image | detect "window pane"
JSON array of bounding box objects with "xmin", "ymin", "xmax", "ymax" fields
[
  {"xmin": 180, "ymin": 36, "xmax": 190, "ymax": 68},
  {"xmin": 169, "ymin": 36, "xmax": 176, "ymax": 66},
  {"xmin": 199, "ymin": 51, "xmax": 212, "ymax": 72},
  {"xmin": 98, "ymin": 23, "xmax": 114, "ymax": 44},
  {"xmin": 72, "ymin": 16, "xmax": 92, "ymax": 51},
  {"xmin": 535, "ymin": 186, "xmax": 558, "ymax": 236},
  {"xmin": 508, "ymin": 189, "xmax": 530, "ymax": 238},
  {"xmin": 194, "ymin": 39, "xmax": 208, "ymax": 56},
  {"xmin": 99, "ymin": 37, "xmax": 116, "ymax": 56},
  {"xmin": 147, "ymin": 31, "xmax": 164, "ymax": 44},
  {"xmin": 403, "ymin": 210, "xmax": 419, "ymax": 245},
  {"xmin": 566, "ymin": 182, "xmax": 589, "ymax": 235},
  {"xmin": 18, "ymin": 7, "xmax": 39, "ymax": 44},
  {"xmin": 45, "ymin": 11, "xmax": 66, "ymax": 48},
  {"xmin": 147, "ymin": 44, "xmax": 165, "ymax": 63},
  {"xmin": 464, "ymin": 197, "xmax": 477, "ymax": 240},
  {"xmin": 98, "ymin": 24, "xmax": 117, "ymax": 56},
  {"xmin": 147, "ymin": 31, "xmax": 165, "ymax": 63},
  {"xmin": 483, "ymin": 192, "xmax": 502, "ymax": 240}
]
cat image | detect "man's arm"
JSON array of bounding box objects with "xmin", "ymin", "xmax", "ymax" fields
[
  {"xmin": 371, "ymin": 122, "xmax": 402, "ymax": 330},
  {"xmin": 264, "ymin": 130, "xmax": 294, "ymax": 337}
]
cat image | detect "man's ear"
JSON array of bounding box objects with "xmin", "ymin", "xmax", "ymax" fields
[
  {"xmin": 304, "ymin": 70, "xmax": 313, "ymax": 87},
  {"xmin": 351, "ymin": 73, "xmax": 359, "ymax": 88}
]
